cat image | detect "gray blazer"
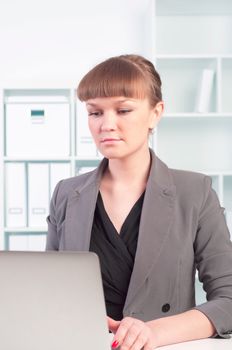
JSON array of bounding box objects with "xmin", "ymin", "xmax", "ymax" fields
[{"xmin": 46, "ymin": 150, "xmax": 232, "ymax": 337}]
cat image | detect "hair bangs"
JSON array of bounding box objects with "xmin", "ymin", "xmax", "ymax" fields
[{"xmin": 77, "ymin": 58, "xmax": 148, "ymax": 101}]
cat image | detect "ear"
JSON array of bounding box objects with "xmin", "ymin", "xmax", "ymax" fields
[{"xmin": 149, "ymin": 101, "xmax": 164, "ymax": 129}]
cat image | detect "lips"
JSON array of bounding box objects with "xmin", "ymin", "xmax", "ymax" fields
[{"xmin": 100, "ymin": 138, "xmax": 121, "ymax": 143}]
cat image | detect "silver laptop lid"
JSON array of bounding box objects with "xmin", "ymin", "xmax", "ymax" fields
[{"xmin": 0, "ymin": 251, "xmax": 110, "ymax": 350}]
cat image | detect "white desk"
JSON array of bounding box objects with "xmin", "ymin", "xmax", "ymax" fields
[
  {"xmin": 160, "ymin": 337, "xmax": 232, "ymax": 350},
  {"xmin": 109, "ymin": 333, "xmax": 232, "ymax": 349}
]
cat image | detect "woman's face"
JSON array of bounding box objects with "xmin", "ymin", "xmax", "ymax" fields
[{"xmin": 86, "ymin": 96, "xmax": 163, "ymax": 160}]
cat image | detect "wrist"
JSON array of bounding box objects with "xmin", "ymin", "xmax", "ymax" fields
[{"xmin": 146, "ymin": 319, "xmax": 164, "ymax": 348}]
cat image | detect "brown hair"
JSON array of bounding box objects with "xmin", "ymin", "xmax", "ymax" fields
[{"xmin": 77, "ymin": 54, "xmax": 162, "ymax": 107}]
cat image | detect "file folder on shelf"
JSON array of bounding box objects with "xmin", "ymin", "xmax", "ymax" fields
[
  {"xmin": 8, "ymin": 234, "xmax": 28, "ymax": 251},
  {"xmin": 76, "ymin": 101, "xmax": 97, "ymax": 157},
  {"xmin": 50, "ymin": 163, "xmax": 71, "ymax": 197},
  {"xmin": 8, "ymin": 233, "xmax": 46, "ymax": 251},
  {"xmin": 28, "ymin": 163, "xmax": 49, "ymax": 227},
  {"xmin": 5, "ymin": 103, "xmax": 70, "ymax": 157},
  {"xmin": 5, "ymin": 163, "xmax": 26, "ymax": 227},
  {"xmin": 28, "ymin": 234, "xmax": 47, "ymax": 251}
]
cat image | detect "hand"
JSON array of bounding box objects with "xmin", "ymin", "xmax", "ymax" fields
[{"xmin": 107, "ymin": 316, "xmax": 158, "ymax": 350}]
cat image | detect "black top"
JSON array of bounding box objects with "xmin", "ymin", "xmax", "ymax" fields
[{"xmin": 89, "ymin": 191, "xmax": 145, "ymax": 320}]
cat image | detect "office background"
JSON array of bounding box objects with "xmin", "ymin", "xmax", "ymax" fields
[{"xmin": 0, "ymin": 0, "xmax": 232, "ymax": 303}]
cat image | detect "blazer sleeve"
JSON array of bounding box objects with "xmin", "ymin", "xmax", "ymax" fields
[
  {"xmin": 46, "ymin": 180, "xmax": 63, "ymax": 251},
  {"xmin": 193, "ymin": 175, "xmax": 232, "ymax": 338}
]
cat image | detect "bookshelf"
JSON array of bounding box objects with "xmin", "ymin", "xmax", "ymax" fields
[
  {"xmin": 152, "ymin": 0, "xmax": 232, "ymax": 240},
  {"xmin": 0, "ymin": 89, "xmax": 101, "ymax": 251}
]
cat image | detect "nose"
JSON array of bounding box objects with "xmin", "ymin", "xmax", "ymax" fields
[{"xmin": 100, "ymin": 111, "xmax": 117, "ymax": 131}]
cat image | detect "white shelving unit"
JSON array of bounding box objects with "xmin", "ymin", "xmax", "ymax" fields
[
  {"xmin": 152, "ymin": 0, "xmax": 232, "ymax": 304},
  {"xmin": 0, "ymin": 89, "xmax": 101, "ymax": 251},
  {"xmin": 152, "ymin": 0, "xmax": 232, "ymax": 238}
]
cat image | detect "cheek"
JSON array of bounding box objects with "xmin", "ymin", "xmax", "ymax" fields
[
  {"xmin": 88, "ymin": 121, "xmax": 101, "ymax": 144},
  {"xmin": 135, "ymin": 117, "xmax": 151, "ymax": 133},
  {"xmin": 88, "ymin": 120, "xmax": 97, "ymax": 134},
  {"xmin": 128, "ymin": 125, "xmax": 149, "ymax": 142}
]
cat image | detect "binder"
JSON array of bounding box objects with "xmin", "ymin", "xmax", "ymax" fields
[
  {"xmin": 5, "ymin": 103, "xmax": 70, "ymax": 157},
  {"xmin": 9, "ymin": 233, "xmax": 46, "ymax": 252},
  {"xmin": 28, "ymin": 163, "xmax": 49, "ymax": 227},
  {"xmin": 76, "ymin": 101, "xmax": 97, "ymax": 157},
  {"xmin": 9, "ymin": 234, "xmax": 28, "ymax": 251},
  {"xmin": 50, "ymin": 163, "xmax": 71, "ymax": 197},
  {"xmin": 8, "ymin": 234, "xmax": 46, "ymax": 251},
  {"xmin": 195, "ymin": 69, "xmax": 215, "ymax": 113},
  {"xmin": 28, "ymin": 234, "xmax": 47, "ymax": 251},
  {"xmin": 5, "ymin": 163, "xmax": 26, "ymax": 227}
]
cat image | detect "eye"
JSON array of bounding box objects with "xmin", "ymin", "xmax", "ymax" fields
[
  {"xmin": 118, "ymin": 109, "xmax": 132, "ymax": 114},
  {"xmin": 88, "ymin": 111, "xmax": 102, "ymax": 117}
]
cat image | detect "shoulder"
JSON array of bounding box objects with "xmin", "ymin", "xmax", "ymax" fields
[
  {"xmin": 170, "ymin": 167, "xmax": 211, "ymax": 189},
  {"xmin": 59, "ymin": 170, "xmax": 97, "ymax": 192},
  {"xmin": 151, "ymin": 150, "xmax": 212, "ymax": 200},
  {"xmin": 169, "ymin": 167, "xmax": 213, "ymax": 208},
  {"xmin": 50, "ymin": 157, "xmax": 108, "ymax": 213},
  {"xmin": 150, "ymin": 151, "xmax": 214, "ymax": 208},
  {"xmin": 51, "ymin": 169, "xmax": 98, "ymax": 205}
]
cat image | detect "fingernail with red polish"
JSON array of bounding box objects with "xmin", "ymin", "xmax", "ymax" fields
[{"xmin": 112, "ymin": 340, "xmax": 119, "ymax": 348}]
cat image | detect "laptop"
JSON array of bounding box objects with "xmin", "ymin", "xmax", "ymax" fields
[{"xmin": 0, "ymin": 251, "xmax": 111, "ymax": 350}]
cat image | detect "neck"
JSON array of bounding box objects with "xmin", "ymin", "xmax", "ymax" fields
[{"xmin": 106, "ymin": 147, "xmax": 152, "ymax": 187}]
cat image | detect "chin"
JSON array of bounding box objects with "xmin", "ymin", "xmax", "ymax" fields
[{"xmin": 99, "ymin": 149, "xmax": 125, "ymax": 160}]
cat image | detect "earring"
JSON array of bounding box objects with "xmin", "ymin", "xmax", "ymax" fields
[{"xmin": 149, "ymin": 128, "xmax": 154, "ymax": 135}]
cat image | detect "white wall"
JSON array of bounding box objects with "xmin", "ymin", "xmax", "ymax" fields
[{"xmin": 0, "ymin": 0, "xmax": 151, "ymax": 88}]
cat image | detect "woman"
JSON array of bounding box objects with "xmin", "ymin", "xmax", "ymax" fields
[{"xmin": 46, "ymin": 54, "xmax": 232, "ymax": 349}]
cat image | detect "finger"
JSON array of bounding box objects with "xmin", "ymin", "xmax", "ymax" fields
[
  {"xmin": 107, "ymin": 316, "xmax": 121, "ymax": 334},
  {"xmin": 129, "ymin": 328, "xmax": 150, "ymax": 350},
  {"xmin": 120, "ymin": 323, "xmax": 145, "ymax": 350},
  {"xmin": 143, "ymin": 342, "xmax": 155, "ymax": 350},
  {"xmin": 112, "ymin": 317, "xmax": 135, "ymax": 348}
]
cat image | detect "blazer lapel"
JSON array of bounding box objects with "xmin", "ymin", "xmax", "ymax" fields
[
  {"xmin": 61, "ymin": 150, "xmax": 176, "ymax": 311},
  {"xmin": 124, "ymin": 152, "xmax": 176, "ymax": 311},
  {"xmin": 63, "ymin": 159, "xmax": 108, "ymax": 251}
]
